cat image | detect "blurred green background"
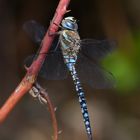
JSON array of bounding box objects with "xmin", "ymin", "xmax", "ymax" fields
[{"xmin": 0, "ymin": 0, "xmax": 140, "ymax": 140}]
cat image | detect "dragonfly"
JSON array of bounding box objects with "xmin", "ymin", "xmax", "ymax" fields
[{"xmin": 23, "ymin": 17, "xmax": 116, "ymax": 140}]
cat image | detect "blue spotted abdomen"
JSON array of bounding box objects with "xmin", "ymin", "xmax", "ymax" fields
[{"xmin": 69, "ymin": 65, "xmax": 93, "ymax": 140}]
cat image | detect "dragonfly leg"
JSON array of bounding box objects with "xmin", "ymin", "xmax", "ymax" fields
[
  {"xmin": 53, "ymin": 38, "xmax": 60, "ymax": 52},
  {"xmin": 48, "ymin": 19, "xmax": 63, "ymax": 36},
  {"xmin": 48, "ymin": 28, "xmax": 61, "ymax": 36},
  {"xmin": 51, "ymin": 21, "xmax": 63, "ymax": 28}
]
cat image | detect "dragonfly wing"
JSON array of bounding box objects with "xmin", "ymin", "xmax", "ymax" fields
[
  {"xmin": 23, "ymin": 20, "xmax": 60, "ymax": 52},
  {"xmin": 41, "ymin": 51, "xmax": 68, "ymax": 80},
  {"xmin": 76, "ymin": 53, "xmax": 115, "ymax": 89},
  {"xmin": 80, "ymin": 38, "xmax": 116, "ymax": 61},
  {"xmin": 25, "ymin": 51, "xmax": 68, "ymax": 80},
  {"xmin": 23, "ymin": 20, "xmax": 45, "ymax": 44}
]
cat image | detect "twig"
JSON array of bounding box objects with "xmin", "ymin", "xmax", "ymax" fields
[
  {"xmin": 29, "ymin": 82, "xmax": 58, "ymax": 140},
  {"xmin": 0, "ymin": 0, "xmax": 70, "ymax": 124}
]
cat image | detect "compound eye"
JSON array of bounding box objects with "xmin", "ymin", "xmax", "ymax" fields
[{"xmin": 66, "ymin": 22, "xmax": 74, "ymax": 28}]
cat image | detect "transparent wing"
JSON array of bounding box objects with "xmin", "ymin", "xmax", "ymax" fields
[
  {"xmin": 23, "ymin": 20, "xmax": 45, "ymax": 44},
  {"xmin": 25, "ymin": 51, "xmax": 68, "ymax": 80},
  {"xmin": 25, "ymin": 52, "xmax": 115, "ymax": 88},
  {"xmin": 41, "ymin": 51, "xmax": 68, "ymax": 80},
  {"xmin": 80, "ymin": 38, "xmax": 116, "ymax": 61},
  {"xmin": 76, "ymin": 53, "xmax": 115, "ymax": 89},
  {"xmin": 23, "ymin": 20, "xmax": 68, "ymax": 79},
  {"xmin": 23, "ymin": 20, "xmax": 60, "ymax": 52}
]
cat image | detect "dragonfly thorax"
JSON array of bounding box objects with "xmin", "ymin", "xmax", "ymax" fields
[
  {"xmin": 60, "ymin": 30, "xmax": 80, "ymax": 61},
  {"xmin": 59, "ymin": 29, "xmax": 80, "ymax": 69}
]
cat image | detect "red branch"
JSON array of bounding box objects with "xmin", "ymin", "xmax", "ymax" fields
[{"xmin": 0, "ymin": 0, "xmax": 70, "ymax": 125}]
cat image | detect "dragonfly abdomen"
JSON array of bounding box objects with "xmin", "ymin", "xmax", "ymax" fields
[{"xmin": 69, "ymin": 65, "xmax": 93, "ymax": 140}]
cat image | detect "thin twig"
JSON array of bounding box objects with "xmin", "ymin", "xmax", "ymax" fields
[
  {"xmin": 0, "ymin": 0, "xmax": 70, "ymax": 124},
  {"xmin": 30, "ymin": 82, "xmax": 58, "ymax": 140}
]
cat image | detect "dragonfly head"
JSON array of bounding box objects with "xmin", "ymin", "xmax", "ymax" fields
[{"xmin": 61, "ymin": 16, "xmax": 78, "ymax": 31}]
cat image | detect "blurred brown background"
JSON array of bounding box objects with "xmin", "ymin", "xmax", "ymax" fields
[{"xmin": 0, "ymin": 0, "xmax": 140, "ymax": 140}]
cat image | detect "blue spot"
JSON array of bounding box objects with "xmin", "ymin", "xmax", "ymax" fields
[
  {"xmin": 85, "ymin": 121, "xmax": 90, "ymax": 125},
  {"xmin": 82, "ymin": 103, "xmax": 86, "ymax": 107},
  {"xmin": 84, "ymin": 113, "xmax": 88, "ymax": 118}
]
